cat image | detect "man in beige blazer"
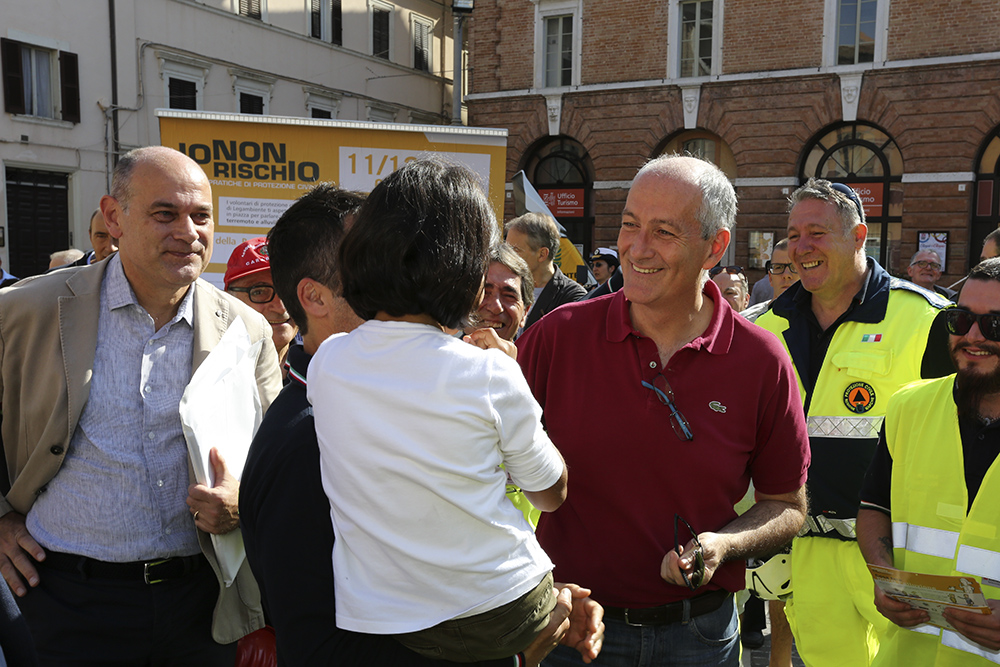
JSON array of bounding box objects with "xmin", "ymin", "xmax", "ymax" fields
[{"xmin": 0, "ymin": 146, "xmax": 281, "ymax": 664}]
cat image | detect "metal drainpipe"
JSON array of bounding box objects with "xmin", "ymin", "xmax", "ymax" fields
[
  {"xmin": 451, "ymin": 13, "xmax": 463, "ymax": 125},
  {"xmin": 109, "ymin": 0, "xmax": 120, "ymax": 166}
]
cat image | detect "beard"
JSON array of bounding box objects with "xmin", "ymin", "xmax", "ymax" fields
[{"xmin": 951, "ymin": 340, "xmax": 1000, "ymax": 418}]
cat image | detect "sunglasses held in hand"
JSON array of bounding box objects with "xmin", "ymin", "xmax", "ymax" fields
[{"xmin": 674, "ymin": 513, "xmax": 705, "ymax": 590}]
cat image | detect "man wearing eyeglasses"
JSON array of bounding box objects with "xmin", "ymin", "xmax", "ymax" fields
[
  {"xmin": 742, "ymin": 239, "xmax": 798, "ymax": 323},
  {"xmin": 517, "ymin": 154, "xmax": 810, "ymax": 667},
  {"xmin": 906, "ymin": 249, "xmax": 956, "ymax": 301},
  {"xmin": 856, "ymin": 258, "xmax": 1000, "ymax": 665},
  {"xmin": 756, "ymin": 178, "xmax": 954, "ymax": 667},
  {"xmin": 225, "ymin": 237, "xmax": 299, "ymax": 370}
]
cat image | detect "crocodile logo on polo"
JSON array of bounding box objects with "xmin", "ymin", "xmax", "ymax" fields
[
  {"xmin": 709, "ymin": 401, "xmax": 727, "ymax": 413},
  {"xmin": 844, "ymin": 382, "xmax": 876, "ymax": 414}
]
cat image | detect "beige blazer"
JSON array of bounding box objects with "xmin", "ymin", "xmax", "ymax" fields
[{"xmin": 0, "ymin": 259, "xmax": 282, "ymax": 643}]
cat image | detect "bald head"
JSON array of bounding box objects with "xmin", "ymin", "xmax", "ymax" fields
[{"xmin": 110, "ymin": 146, "xmax": 204, "ymax": 212}]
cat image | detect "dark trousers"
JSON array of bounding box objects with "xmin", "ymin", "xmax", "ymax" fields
[{"xmin": 16, "ymin": 556, "xmax": 237, "ymax": 667}]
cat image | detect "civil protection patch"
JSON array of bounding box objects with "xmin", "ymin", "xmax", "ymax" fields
[{"xmin": 844, "ymin": 382, "xmax": 876, "ymax": 414}]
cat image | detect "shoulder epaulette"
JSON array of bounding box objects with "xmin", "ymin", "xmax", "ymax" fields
[{"xmin": 888, "ymin": 277, "xmax": 951, "ymax": 309}]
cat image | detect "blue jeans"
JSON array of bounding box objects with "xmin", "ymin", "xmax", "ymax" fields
[{"xmin": 543, "ymin": 594, "xmax": 739, "ymax": 667}]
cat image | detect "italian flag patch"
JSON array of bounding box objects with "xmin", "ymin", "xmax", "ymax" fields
[{"xmin": 862, "ymin": 334, "xmax": 882, "ymax": 343}]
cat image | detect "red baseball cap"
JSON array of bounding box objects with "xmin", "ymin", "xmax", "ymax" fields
[{"xmin": 224, "ymin": 237, "xmax": 270, "ymax": 289}]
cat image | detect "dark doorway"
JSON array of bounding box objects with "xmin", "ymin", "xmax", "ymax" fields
[{"xmin": 5, "ymin": 167, "xmax": 70, "ymax": 278}]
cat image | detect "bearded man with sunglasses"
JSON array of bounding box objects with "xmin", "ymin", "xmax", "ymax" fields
[
  {"xmin": 856, "ymin": 258, "xmax": 1000, "ymax": 665},
  {"xmin": 757, "ymin": 178, "xmax": 954, "ymax": 667},
  {"xmin": 517, "ymin": 155, "xmax": 810, "ymax": 666}
]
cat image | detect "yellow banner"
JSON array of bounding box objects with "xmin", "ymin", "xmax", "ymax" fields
[{"xmin": 157, "ymin": 111, "xmax": 508, "ymax": 286}]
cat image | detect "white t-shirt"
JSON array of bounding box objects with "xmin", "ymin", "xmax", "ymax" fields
[{"xmin": 308, "ymin": 320, "xmax": 564, "ymax": 634}]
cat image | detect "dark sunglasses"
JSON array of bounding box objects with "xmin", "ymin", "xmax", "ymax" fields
[
  {"xmin": 945, "ymin": 308, "xmax": 1000, "ymax": 341},
  {"xmin": 830, "ymin": 182, "xmax": 865, "ymax": 222},
  {"xmin": 709, "ymin": 265, "xmax": 744, "ymax": 278},
  {"xmin": 226, "ymin": 283, "xmax": 276, "ymax": 304},
  {"xmin": 641, "ymin": 374, "xmax": 694, "ymax": 441},
  {"xmin": 674, "ymin": 514, "xmax": 705, "ymax": 590}
]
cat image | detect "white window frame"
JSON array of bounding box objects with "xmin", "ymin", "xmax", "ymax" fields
[
  {"xmin": 229, "ymin": 68, "xmax": 275, "ymax": 115},
  {"xmin": 369, "ymin": 0, "xmax": 394, "ymax": 61},
  {"xmin": 5, "ymin": 30, "xmax": 70, "ymax": 121},
  {"xmin": 234, "ymin": 0, "xmax": 268, "ymax": 21},
  {"xmin": 304, "ymin": 87, "xmax": 341, "ymax": 118},
  {"xmin": 157, "ymin": 53, "xmax": 211, "ymax": 111},
  {"xmin": 531, "ymin": 0, "xmax": 582, "ymax": 90},
  {"xmin": 667, "ymin": 0, "xmax": 724, "ymax": 80},
  {"xmin": 366, "ymin": 100, "xmax": 397, "ymax": 123},
  {"xmin": 411, "ymin": 14, "xmax": 434, "ymax": 73},
  {"xmin": 823, "ymin": 0, "xmax": 889, "ymax": 68}
]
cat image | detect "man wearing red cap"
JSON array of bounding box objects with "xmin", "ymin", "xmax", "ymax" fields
[{"xmin": 225, "ymin": 237, "xmax": 299, "ymax": 369}]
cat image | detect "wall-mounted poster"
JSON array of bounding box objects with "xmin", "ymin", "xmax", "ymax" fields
[
  {"xmin": 918, "ymin": 232, "xmax": 948, "ymax": 268},
  {"xmin": 748, "ymin": 231, "xmax": 775, "ymax": 270}
]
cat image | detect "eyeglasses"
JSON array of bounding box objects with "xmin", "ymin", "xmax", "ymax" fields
[
  {"xmin": 945, "ymin": 308, "xmax": 1000, "ymax": 341},
  {"xmin": 674, "ymin": 514, "xmax": 705, "ymax": 590},
  {"xmin": 830, "ymin": 182, "xmax": 866, "ymax": 222},
  {"xmin": 768, "ymin": 262, "xmax": 798, "ymax": 275},
  {"xmin": 910, "ymin": 260, "xmax": 941, "ymax": 271},
  {"xmin": 640, "ymin": 374, "xmax": 694, "ymax": 441},
  {"xmin": 227, "ymin": 283, "xmax": 276, "ymax": 304},
  {"xmin": 709, "ymin": 265, "xmax": 745, "ymax": 279}
]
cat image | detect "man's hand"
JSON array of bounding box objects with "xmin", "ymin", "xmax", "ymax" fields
[
  {"xmin": 660, "ymin": 532, "xmax": 726, "ymax": 589},
  {"xmin": 522, "ymin": 587, "xmax": 572, "ymax": 667},
  {"xmin": 555, "ymin": 582, "xmax": 604, "ymax": 664},
  {"xmin": 463, "ymin": 328, "xmax": 517, "ymax": 360},
  {"xmin": 187, "ymin": 448, "xmax": 240, "ymax": 535},
  {"xmin": 0, "ymin": 512, "xmax": 45, "ymax": 597},
  {"xmin": 945, "ymin": 599, "xmax": 1000, "ymax": 650},
  {"xmin": 873, "ymin": 582, "xmax": 929, "ymax": 628}
]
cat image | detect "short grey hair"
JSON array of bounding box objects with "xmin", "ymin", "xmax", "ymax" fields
[
  {"xmin": 635, "ymin": 154, "xmax": 737, "ymax": 239},
  {"xmin": 505, "ymin": 212, "xmax": 560, "ymax": 263},
  {"xmin": 910, "ymin": 249, "xmax": 942, "ymax": 266},
  {"xmin": 788, "ymin": 178, "xmax": 864, "ymax": 236},
  {"xmin": 110, "ymin": 146, "xmax": 185, "ymax": 211},
  {"xmin": 490, "ymin": 242, "xmax": 535, "ymax": 311}
]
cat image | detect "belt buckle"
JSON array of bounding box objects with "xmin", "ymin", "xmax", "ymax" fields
[
  {"xmin": 622, "ymin": 608, "xmax": 640, "ymax": 627},
  {"xmin": 144, "ymin": 558, "xmax": 170, "ymax": 585}
]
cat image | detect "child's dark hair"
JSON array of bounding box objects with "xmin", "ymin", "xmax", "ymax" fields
[{"xmin": 339, "ymin": 158, "xmax": 496, "ymax": 329}]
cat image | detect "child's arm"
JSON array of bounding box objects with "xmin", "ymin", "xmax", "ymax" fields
[{"xmin": 523, "ymin": 458, "xmax": 567, "ymax": 512}]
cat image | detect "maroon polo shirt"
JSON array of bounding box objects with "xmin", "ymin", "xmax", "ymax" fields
[{"xmin": 517, "ymin": 279, "xmax": 809, "ymax": 608}]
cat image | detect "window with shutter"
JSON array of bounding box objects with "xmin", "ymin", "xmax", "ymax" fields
[
  {"xmin": 168, "ymin": 77, "xmax": 198, "ymax": 110},
  {"xmin": 372, "ymin": 5, "xmax": 391, "ymax": 59},
  {"xmin": 1, "ymin": 38, "xmax": 79, "ymax": 123},
  {"xmin": 240, "ymin": 92, "xmax": 264, "ymax": 115},
  {"xmin": 413, "ymin": 18, "xmax": 431, "ymax": 72},
  {"xmin": 331, "ymin": 0, "xmax": 343, "ymax": 46},
  {"xmin": 311, "ymin": 0, "xmax": 322, "ymax": 37},
  {"xmin": 239, "ymin": 0, "xmax": 262, "ymax": 20},
  {"xmin": 59, "ymin": 51, "xmax": 79, "ymax": 123}
]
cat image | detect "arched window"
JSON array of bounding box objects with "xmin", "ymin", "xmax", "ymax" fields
[
  {"xmin": 657, "ymin": 129, "xmax": 737, "ymax": 179},
  {"xmin": 972, "ymin": 127, "xmax": 1000, "ymax": 262},
  {"xmin": 800, "ymin": 123, "xmax": 903, "ymax": 271},
  {"xmin": 523, "ymin": 136, "xmax": 594, "ymax": 251}
]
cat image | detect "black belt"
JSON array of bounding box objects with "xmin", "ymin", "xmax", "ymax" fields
[
  {"xmin": 42, "ymin": 551, "xmax": 206, "ymax": 585},
  {"xmin": 603, "ymin": 589, "xmax": 731, "ymax": 626}
]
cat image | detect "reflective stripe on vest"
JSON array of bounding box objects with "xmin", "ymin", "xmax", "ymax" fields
[
  {"xmin": 957, "ymin": 545, "xmax": 1000, "ymax": 584},
  {"xmin": 886, "ymin": 376, "xmax": 1000, "ymax": 664},
  {"xmin": 806, "ymin": 415, "xmax": 883, "ymax": 439},
  {"xmin": 800, "ymin": 515, "xmax": 856, "ymax": 538},
  {"xmin": 892, "ymin": 522, "xmax": 960, "ymax": 560}
]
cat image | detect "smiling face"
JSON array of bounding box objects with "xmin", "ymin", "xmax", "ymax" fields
[
  {"xmin": 786, "ymin": 198, "xmax": 867, "ymax": 303},
  {"xmin": 227, "ymin": 268, "xmax": 298, "ymax": 354},
  {"xmin": 768, "ymin": 246, "xmax": 798, "ymax": 300},
  {"xmin": 618, "ymin": 168, "xmax": 727, "ymax": 312},
  {"xmin": 475, "ymin": 261, "xmax": 526, "ymax": 341},
  {"xmin": 951, "ymin": 279, "xmax": 1000, "ymax": 386},
  {"xmin": 711, "ymin": 272, "xmax": 748, "ymax": 311},
  {"xmin": 907, "ymin": 250, "xmax": 942, "ymax": 290},
  {"xmin": 104, "ymin": 151, "xmax": 214, "ymax": 300}
]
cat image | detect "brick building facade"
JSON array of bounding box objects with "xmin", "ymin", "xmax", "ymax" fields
[{"xmin": 465, "ymin": 0, "xmax": 1000, "ymax": 288}]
